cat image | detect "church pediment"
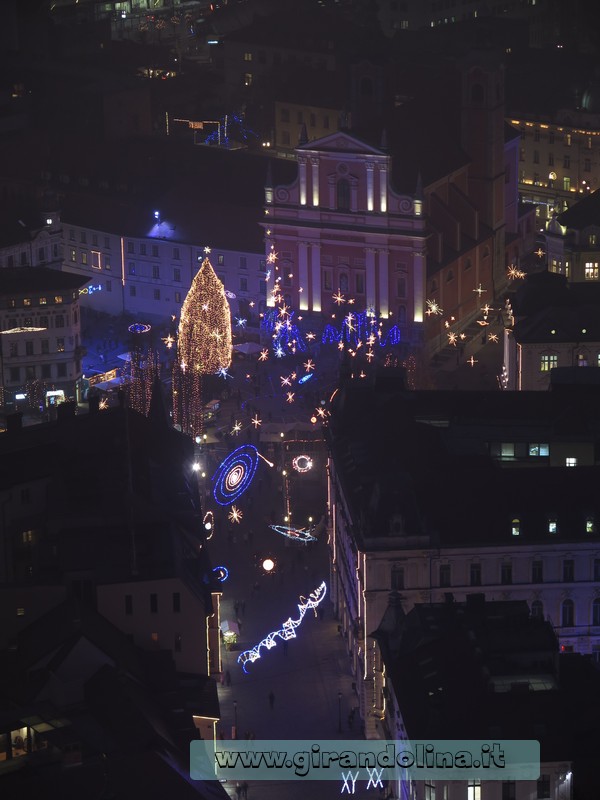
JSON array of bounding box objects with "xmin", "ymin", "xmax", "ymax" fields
[{"xmin": 297, "ymin": 131, "xmax": 385, "ymax": 157}]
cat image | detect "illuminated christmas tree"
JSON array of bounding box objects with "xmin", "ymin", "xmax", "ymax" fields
[
  {"xmin": 126, "ymin": 348, "xmax": 161, "ymax": 416},
  {"xmin": 172, "ymin": 256, "xmax": 232, "ymax": 437}
]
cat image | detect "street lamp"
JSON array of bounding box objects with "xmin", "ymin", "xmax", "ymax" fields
[{"xmin": 338, "ymin": 692, "xmax": 342, "ymax": 733}]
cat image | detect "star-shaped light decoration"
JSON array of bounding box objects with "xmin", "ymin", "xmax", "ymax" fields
[
  {"xmin": 204, "ymin": 246, "xmax": 211, "ymax": 254},
  {"xmin": 304, "ymin": 359, "xmax": 315, "ymax": 372},
  {"xmin": 345, "ymin": 313, "xmax": 356, "ymax": 332},
  {"xmin": 231, "ymin": 421, "xmax": 242, "ymax": 435},
  {"xmin": 333, "ymin": 291, "xmax": 345, "ymax": 306},
  {"xmin": 275, "ymin": 345, "xmax": 285, "ymax": 358},
  {"xmin": 359, "ymin": 370, "xmax": 366, "ymax": 378},
  {"xmin": 448, "ymin": 332, "xmax": 458, "ymax": 346},
  {"xmin": 286, "ymin": 392, "xmax": 295, "ymax": 403},
  {"xmin": 259, "ymin": 349, "xmax": 269, "ymax": 361},
  {"xmin": 99, "ymin": 398, "xmax": 109, "ymax": 410},
  {"xmin": 507, "ymin": 265, "xmax": 526, "ymax": 280},
  {"xmin": 426, "ymin": 299, "xmax": 443, "ymax": 316},
  {"xmin": 337, "ymin": 341, "xmax": 345, "ymax": 350},
  {"xmin": 290, "ymin": 371, "xmax": 297, "ymax": 381},
  {"xmin": 459, "ymin": 333, "xmax": 467, "ymax": 340},
  {"xmin": 477, "ymin": 319, "xmax": 490, "ymax": 326},
  {"xmin": 366, "ymin": 349, "xmax": 375, "ymax": 362},
  {"xmin": 216, "ymin": 367, "xmax": 231, "ymax": 379},
  {"xmin": 467, "ymin": 356, "xmax": 478, "ymax": 366},
  {"xmin": 280, "ymin": 375, "xmax": 292, "ymax": 387},
  {"xmin": 488, "ymin": 333, "xmax": 499, "ymax": 343},
  {"xmin": 267, "ymin": 250, "xmax": 278, "ymax": 264},
  {"xmin": 316, "ymin": 407, "xmax": 327, "ymax": 419},
  {"xmin": 473, "ymin": 284, "xmax": 486, "ymax": 297},
  {"xmin": 306, "ymin": 331, "xmax": 316, "ymax": 341},
  {"xmin": 535, "ymin": 247, "xmax": 545, "ymax": 259},
  {"xmin": 235, "ymin": 317, "xmax": 247, "ymax": 328},
  {"xmin": 162, "ymin": 334, "xmax": 175, "ymax": 349},
  {"xmin": 228, "ymin": 505, "xmax": 243, "ymax": 524},
  {"xmin": 251, "ymin": 414, "xmax": 262, "ymax": 429},
  {"xmin": 348, "ymin": 298, "xmax": 356, "ymax": 305}
]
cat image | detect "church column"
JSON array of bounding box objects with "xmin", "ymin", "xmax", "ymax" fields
[
  {"xmin": 298, "ymin": 242, "xmax": 309, "ymax": 311},
  {"xmin": 378, "ymin": 249, "xmax": 389, "ymax": 318},
  {"xmin": 379, "ymin": 164, "xmax": 388, "ymax": 213},
  {"xmin": 311, "ymin": 158, "xmax": 320, "ymax": 207},
  {"xmin": 413, "ymin": 249, "xmax": 425, "ymax": 323},
  {"xmin": 310, "ymin": 243, "xmax": 321, "ymax": 312},
  {"xmin": 298, "ymin": 157, "xmax": 307, "ymax": 206},
  {"xmin": 366, "ymin": 248, "xmax": 376, "ymax": 311},
  {"xmin": 366, "ymin": 163, "xmax": 375, "ymax": 212}
]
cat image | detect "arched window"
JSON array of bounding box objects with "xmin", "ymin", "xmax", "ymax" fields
[
  {"xmin": 337, "ymin": 179, "xmax": 350, "ymax": 210},
  {"xmin": 531, "ymin": 600, "xmax": 543, "ymax": 619},
  {"xmin": 397, "ymin": 305, "xmax": 407, "ymax": 324},
  {"xmin": 593, "ymin": 598, "xmax": 600, "ymax": 626},
  {"xmin": 561, "ymin": 599, "xmax": 574, "ymax": 627},
  {"xmin": 339, "ymin": 273, "xmax": 349, "ymax": 292}
]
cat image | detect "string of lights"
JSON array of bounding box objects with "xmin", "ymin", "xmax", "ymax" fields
[{"xmin": 237, "ymin": 581, "xmax": 327, "ymax": 672}]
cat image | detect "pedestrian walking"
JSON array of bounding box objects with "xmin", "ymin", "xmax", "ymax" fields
[
  {"xmin": 241, "ymin": 781, "xmax": 249, "ymax": 799},
  {"xmin": 235, "ymin": 782, "xmax": 242, "ymax": 800},
  {"xmin": 268, "ymin": 690, "xmax": 275, "ymax": 710}
]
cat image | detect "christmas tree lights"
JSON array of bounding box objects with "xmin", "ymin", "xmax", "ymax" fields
[{"xmin": 172, "ymin": 257, "xmax": 232, "ymax": 437}]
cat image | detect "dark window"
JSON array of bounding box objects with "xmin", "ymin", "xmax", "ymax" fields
[
  {"xmin": 57, "ymin": 363, "xmax": 66, "ymax": 378},
  {"xmin": 150, "ymin": 593, "xmax": 158, "ymax": 613},
  {"xmin": 173, "ymin": 267, "xmax": 181, "ymax": 282},
  {"xmin": 470, "ymin": 563, "xmax": 481, "ymax": 586},
  {"xmin": 563, "ymin": 559, "xmax": 574, "ymax": 582},
  {"xmin": 592, "ymin": 598, "xmax": 600, "ymax": 626},
  {"xmin": 439, "ymin": 564, "xmax": 451, "ymax": 587},
  {"xmin": 531, "ymin": 600, "xmax": 544, "ymax": 619},
  {"xmin": 281, "ymin": 108, "xmax": 289, "ymax": 122},
  {"xmin": 537, "ymin": 775, "xmax": 550, "ymax": 799},
  {"xmin": 391, "ymin": 565, "xmax": 404, "ymax": 590},
  {"xmin": 152, "ymin": 264, "xmax": 160, "ymax": 279},
  {"xmin": 25, "ymin": 341, "xmax": 34, "ymax": 356},
  {"xmin": 337, "ymin": 179, "xmax": 350, "ymax": 210},
  {"xmin": 561, "ymin": 599, "xmax": 574, "ymax": 627},
  {"xmin": 532, "ymin": 560, "xmax": 543, "ymax": 582},
  {"xmin": 125, "ymin": 595, "xmax": 133, "ymax": 615},
  {"xmin": 500, "ymin": 563, "xmax": 512, "ymax": 585},
  {"xmin": 502, "ymin": 781, "xmax": 516, "ymax": 800},
  {"xmin": 173, "ymin": 592, "xmax": 181, "ymax": 612}
]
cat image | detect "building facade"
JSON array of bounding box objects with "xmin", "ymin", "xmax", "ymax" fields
[
  {"xmin": 325, "ymin": 373, "xmax": 600, "ymax": 738},
  {"xmin": 0, "ymin": 267, "xmax": 88, "ymax": 412}
]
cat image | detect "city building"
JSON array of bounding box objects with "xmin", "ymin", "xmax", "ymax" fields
[
  {"xmin": 0, "ymin": 597, "xmax": 227, "ymax": 797},
  {"xmin": 0, "ymin": 267, "xmax": 88, "ymax": 413},
  {"xmin": 325, "ymin": 369, "xmax": 600, "ymax": 737},
  {"xmin": 263, "ymin": 50, "xmax": 536, "ymax": 357},
  {"xmin": 0, "ymin": 389, "xmax": 222, "ymax": 683},
  {"xmin": 373, "ymin": 594, "xmax": 599, "ymax": 798}
]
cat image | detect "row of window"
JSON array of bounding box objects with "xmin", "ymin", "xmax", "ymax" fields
[
  {"xmin": 125, "ymin": 592, "xmax": 181, "ymax": 614},
  {"xmin": 1, "ymin": 244, "xmax": 60, "ymax": 267},
  {"xmin": 391, "ymin": 556, "xmax": 600, "ymax": 590},
  {"xmin": 7, "ymin": 334, "xmax": 76, "ymax": 357},
  {"xmin": 7, "ymin": 296, "xmax": 68, "ymax": 309},
  {"xmin": 523, "ymin": 128, "xmax": 593, "ymax": 149},
  {"xmin": 280, "ymin": 108, "xmax": 332, "ymax": 129},
  {"xmin": 529, "ymin": 151, "xmax": 592, "ymax": 171},
  {"xmin": 540, "ymin": 354, "xmax": 600, "ymax": 371},
  {"xmin": 7, "ymin": 360, "xmax": 70, "ymax": 383},
  {"xmin": 423, "ymin": 775, "xmax": 557, "ymax": 800}
]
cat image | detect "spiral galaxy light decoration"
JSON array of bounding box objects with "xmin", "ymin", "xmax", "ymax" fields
[
  {"xmin": 212, "ymin": 444, "xmax": 259, "ymax": 505},
  {"xmin": 269, "ymin": 524, "xmax": 317, "ymax": 543}
]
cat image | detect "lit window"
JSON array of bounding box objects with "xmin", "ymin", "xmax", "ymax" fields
[
  {"xmin": 548, "ymin": 519, "xmax": 557, "ymax": 534},
  {"xmin": 511, "ymin": 519, "xmax": 520, "ymax": 536},
  {"xmin": 16, "ymin": 608, "xmax": 25, "ymax": 617},
  {"xmin": 23, "ymin": 298, "xmax": 31, "ymax": 307},
  {"xmin": 244, "ymin": 52, "xmax": 252, "ymax": 61},
  {"xmin": 585, "ymin": 262, "xmax": 599, "ymax": 280},
  {"xmin": 468, "ymin": 780, "xmax": 481, "ymax": 800},
  {"xmin": 501, "ymin": 443, "xmax": 515, "ymax": 458},
  {"xmin": 529, "ymin": 443, "xmax": 549, "ymax": 457},
  {"xmin": 540, "ymin": 355, "xmax": 557, "ymax": 372},
  {"xmin": 577, "ymin": 353, "xmax": 588, "ymax": 366},
  {"xmin": 151, "ymin": 632, "xmax": 159, "ymax": 642},
  {"xmin": 39, "ymin": 296, "xmax": 47, "ymax": 305},
  {"xmin": 92, "ymin": 251, "xmax": 101, "ymax": 269},
  {"xmin": 54, "ymin": 295, "xmax": 63, "ymax": 304},
  {"xmin": 586, "ymin": 517, "xmax": 595, "ymax": 533},
  {"xmin": 565, "ymin": 457, "xmax": 577, "ymax": 467}
]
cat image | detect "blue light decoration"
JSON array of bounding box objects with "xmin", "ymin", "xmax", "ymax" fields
[
  {"xmin": 212, "ymin": 444, "xmax": 259, "ymax": 505},
  {"xmin": 201, "ymin": 112, "xmax": 259, "ymax": 148},
  {"xmin": 238, "ymin": 581, "xmax": 327, "ymax": 673},
  {"xmin": 269, "ymin": 524, "xmax": 317, "ymax": 542},
  {"xmin": 298, "ymin": 372, "xmax": 314, "ymax": 385},
  {"xmin": 213, "ymin": 565, "xmax": 229, "ymax": 582},
  {"xmin": 128, "ymin": 322, "xmax": 152, "ymax": 334},
  {"xmin": 260, "ymin": 309, "xmax": 307, "ymax": 356},
  {"xmin": 79, "ymin": 283, "xmax": 103, "ymax": 296}
]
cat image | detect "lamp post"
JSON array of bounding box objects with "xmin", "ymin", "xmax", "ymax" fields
[
  {"xmin": 233, "ymin": 700, "xmax": 238, "ymax": 740},
  {"xmin": 337, "ymin": 692, "xmax": 342, "ymax": 733}
]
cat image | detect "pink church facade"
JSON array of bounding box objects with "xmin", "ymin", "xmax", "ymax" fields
[{"xmin": 261, "ymin": 132, "xmax": 428, "ymax": 350}]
